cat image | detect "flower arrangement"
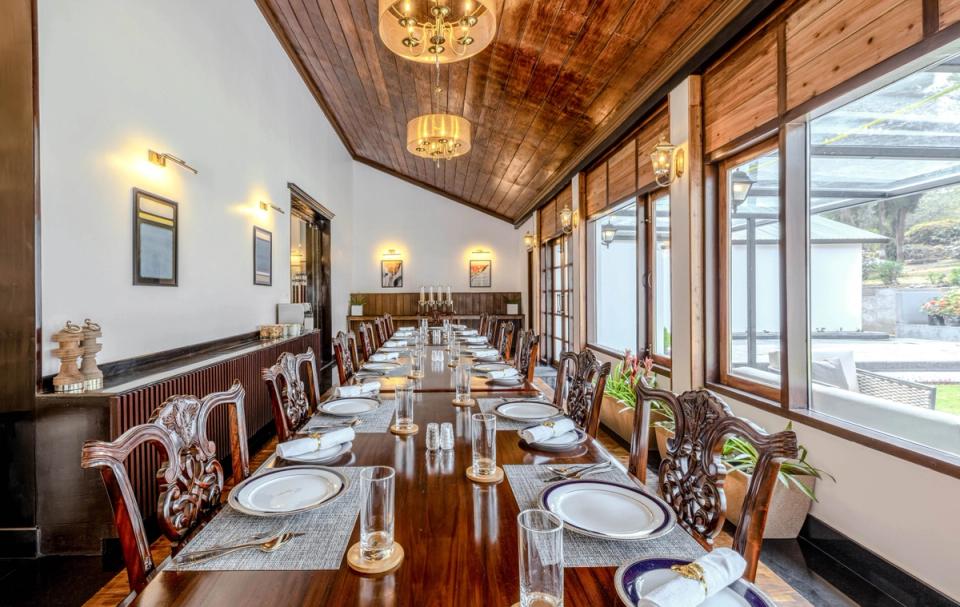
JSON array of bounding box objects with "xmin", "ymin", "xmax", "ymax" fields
[
  {"xmin": 604, "ymin": 350, "xmax": 673, "ymax": 424},
  {"xmin": 922, "ymin": 291, "xmax": 960, "ymax": 324}
]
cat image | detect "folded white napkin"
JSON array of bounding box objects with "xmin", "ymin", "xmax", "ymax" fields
[
  {"xmin": 276, "ymin": 428, "xmax": 355, "ymax": 458},
  {"xmin": 488, "ymin": 368, "xmax": 519, "ymax": 379},
  {"xmin": 464, "ymin": 336, "xmax": 487, "ymax": 344},
  {"xmin": 384, "ymin": 340, "xmax": 406, "ymax": 347},
  {"xmin": 520, "ymin": 418, "xmax": 575, "ymax": 443},
  {"xmin": 470, "ymin": 348, "xmax": 499, "ymax": 358},
  {"xmin": 369, "ymin": 352, "xmax": 399, "ymax": 361},
  {"xmin": 636, "ymin": 548, "xmax": 747, "ymax": 607},
  {"xmin": 335, "ymin": 381, "xmax": 380, "ymax": 397},
  {"xmin": 457, "ymin": 329, "xmax": 478, "ymax": 336}
]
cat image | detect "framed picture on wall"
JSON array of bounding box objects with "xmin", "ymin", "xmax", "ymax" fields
[
  {"xmin": 253, "ymin": 226, "xmax": 272, "ymax": 286},
  {"xmin": 133, "ymin": 188, "xmax": 178, "ymax": 286},
  {"xmin": 381, "ymin": 259, "xmax": 403, "ymax": 288},
  {"xmin": 469, "ymin": 259, "xmax": 492, "ymax": 288}
]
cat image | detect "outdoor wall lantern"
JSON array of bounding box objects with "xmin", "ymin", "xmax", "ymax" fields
[{"xmin": 650, "ymin": 137, "xmax": 684, "ymax": 187}]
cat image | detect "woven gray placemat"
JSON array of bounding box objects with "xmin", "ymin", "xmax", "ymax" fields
[
  {"xmin": 355, "ymin": 363, "xmax": 412, "ymax": 380},
  {"xmin": 503, "ymin": 465, "xmax": 705, "ymax": 567},
  {"xmin": 476, "ymin": 397, "xmax": 557, "ymax": 431},
  {"xmin": 309, "ymin": 399, "xmax": 397, "ymax": 433},
  {"xmin": 171, "ymin": 466, "xmax": 364, "ymax": 571}
]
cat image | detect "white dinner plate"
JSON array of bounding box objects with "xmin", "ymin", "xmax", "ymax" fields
[
  {"xmin": 279, "ymin": 441, "xmax": 352, "ymax": 464},
  {"xmin": 539, "ymin": 480, "xmax": 675, "ymax": 540},
  {"xmin": 474, "ymin": 362, "xmax": 512, "ymax": 373},
  {"xmin": 318, "ymin": 397, "xmax": 380, "ymax": 416},
  {"xmin": 378, "ymin": 346, "xmax": 406, "ymax": 353},
  {"xmin": 494, "ymin": 400, "xmax": 561, "ymax": 422},
  {"xmin": 228, "ymin": 466, "xmax": 348, "ymax": 516},
  {"xmin": 518, "ymin": 427, "xmax": 588, "ymax": 451},
  {"xmin": 362, "ymin": 361, "xmax": 401, "ymax": 371},
  {"xmin": 489, "ymin": 376, "xmax": 524, "ymax": 386},
  {"xmin": 383, "ymin": 340, "xmax": 409, "ymax": 348}
]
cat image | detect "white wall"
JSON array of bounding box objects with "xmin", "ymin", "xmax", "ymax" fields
[
  {"xmin": 350, "ymin": 163, "xmax": 525, "ymax": 295},
  {"xmin": 38, "ymin": 0, "xmax": 354, "ymax": 374}
]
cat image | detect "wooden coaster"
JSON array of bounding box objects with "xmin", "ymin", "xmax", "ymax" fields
[
  {"xmin": 451, "ymin": 397, "xmax": 476, "ymax": 407},
  {"xmin": 346, "ymin": 542, "xmax": 404, "ymax": 575},
  {"xmin": 466, "ymin": 465, "xmax": 504, "ymax": 484},
  {"xmin": 390, "ymin": 423, "xmax": 419, "ymax": 435}
]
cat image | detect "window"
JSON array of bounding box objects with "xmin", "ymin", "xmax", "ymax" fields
[
  {"xmin": 652, "ymin": 194, "xmax": 671, "ymax": 360},
  {"xmin": 721, "ymin": 143, "xmax": 781, "ymax": 396},
  {"xmin": 806, "ymin": 54, "xmax": 960, "ymax": 458},
  {"xmin": 588, "ymin": 199, "xmax": 638, "ymax": 354}
]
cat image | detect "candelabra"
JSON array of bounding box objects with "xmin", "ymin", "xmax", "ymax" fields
[{"xmin": 419, "ymin": 299, "xmax": 455, "ymax": 323}]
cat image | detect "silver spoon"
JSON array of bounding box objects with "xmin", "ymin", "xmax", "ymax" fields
[{"xmin": 175, "ymin": 531, "xmax": 303, "ymax": 565}]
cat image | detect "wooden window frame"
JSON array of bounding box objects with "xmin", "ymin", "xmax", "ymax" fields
[
  {"xmin": 717, "ymin": 137, "xmax": 782, "ymax": 402},
  {"xmin": 646, "ymin": 187, "xmax": 672, "ymax": 368}
]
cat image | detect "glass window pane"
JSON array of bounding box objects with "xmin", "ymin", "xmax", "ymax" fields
[
  {"xmin": 590, "ymin": 199, "xmax": 638, "ymax": 353},
  {"xmin": 726, "ymin": 148, "xmax": 781, "ymax": 387},
  {"xmin": 808, "ymin": 53, "xmax": 960, "ymax": 458},
  {"xmin": 653, "ymin": 194, "xmax": 671, "ymax": 357}
]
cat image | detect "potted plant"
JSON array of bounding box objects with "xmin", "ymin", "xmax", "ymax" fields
[
  {"xmin": 945, "ymin": 291, "xmax": 960, "ymax": 326},
  {"xmin": 921, "ymin": 297, "xmax": 946, "ymax": 325},
  {"xmin": 350, "ymin": 294, "xmax": 366, "ymax": 317},
  {"xmin": 601, "ymin": 351, "xmax": 670, "ymax": 447},
  {"xmin": 505, "ymin": 295, "xmax": 521, "ymax": 315},
  {"xmin": 721, "ymin": 424, "xmax": 834, "ymax": 539}
]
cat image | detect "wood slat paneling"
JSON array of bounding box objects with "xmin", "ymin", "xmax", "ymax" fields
[
  {"xmin": 785, "ymin": 0, "xmax": 923, "ymax": 110},
  {"xmin": 704, "ymin": 29, "xmax": 778, "ymax": 153},
  {"xmin": 941, "ymin": 0, "xmax": 960, "ymax": 28},
  {"xmin": 540, "ymin": 196, "xmax": 558, "ymax": 242},
  {"xmin": 606, "ymin": 138, "xmax": 637, "ymax": 205},
  {"xmin": 636, "ymin": 105, "xmax": 670, "ymax": 190},
  {"xmin": 585, "ymin": 164, "xmax": 608, "ymax": 217}
]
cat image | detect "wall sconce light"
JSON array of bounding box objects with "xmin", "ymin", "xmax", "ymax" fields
[
  {"xmin": 148, "ymin": 149, "xmax": 198, "ymax": 174},
  {"xmin": 559, "ymin": 206, "xmax": 574, "ymax": 234},
  {"xmin": 650, "ymin": 137, "xmax": 684, "ymax": 187},
  {"xmin": 522, "ymin": 231, "xmax": 535, "ymax": 251},
  {"xmin": 382, "ymin": 248, "xmax": 403, "ymax": 259},
  {"xmin": 730, "ymin": 169, "xmax": 755, "ymax": 211},
  {"xmin": 259, "ymin": 201, "xmax": 285, "ymax": 214},
  {"xmin": 600, "ymin": 222, "xmax": 617, "ymax": 247}
]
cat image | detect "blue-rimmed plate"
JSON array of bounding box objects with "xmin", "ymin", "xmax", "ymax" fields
[
  {"xmin": 614, "ymin": 557, "xmax": 775, "ymax": 606},
  {"xmin": 518, "ymin": 426, "xmax": 588, "ymax": 452},
  {"xmin": 538, "ymin": 480, "xmax": 675, "ymax": 540}
]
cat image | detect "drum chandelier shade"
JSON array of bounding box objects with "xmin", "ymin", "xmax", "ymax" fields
[
  {"xmin": 406, "ymin": 113, "xmax": 472, "ymax": 161},
  {"xmin": 378, "ymin": 0, "xmax": 497, "ymax": 64}
]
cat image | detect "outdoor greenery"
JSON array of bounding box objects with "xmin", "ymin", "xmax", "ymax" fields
[
  {"xmin": 873, "ymin": 260, "xmax": 904, "ymax": 286},
  {"xmin": 935, "ymin": 384, "xmax": 960, "ymax": 416}
]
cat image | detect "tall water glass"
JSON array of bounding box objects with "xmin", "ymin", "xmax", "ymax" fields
[
  {"xmin": 471, "ymin": 413, "xmax": 496, "ymax": 476},
  {"xmin": 360, "ymin": 466, "xmax": 396, "ymax": 561},
  {"xmin": 455, "ymin": 362, "xmax": 472, "ymax": 402},
  {"xmin": 410, "ymin": 348, "xmax": 425, "ymax": 379},
  {"xmin": 395, "ymin": 381, "xmax": 415, "ymax": 428},
  {"xmin": 448, "ymin": 340, "xmax": 461, "ymax": 366},
  {"xmin": 517, "ymin": 509, "xmax": 564, "ymax": 607}
]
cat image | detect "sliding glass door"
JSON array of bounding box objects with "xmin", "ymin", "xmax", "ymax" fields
[{"xmin": 540, "ymin": 235, "xmax": 573, "ymax": 365}]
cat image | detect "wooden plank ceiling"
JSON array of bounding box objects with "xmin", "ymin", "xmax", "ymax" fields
[{"xmin": 258, "ymin": 0, "xmax": 744, "ymax": 222}]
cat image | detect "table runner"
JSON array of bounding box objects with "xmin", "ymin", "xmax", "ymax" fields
[
  {"xmin": 171, "ymin": 466, "xmax": 364, "ymax": 571},
  {"xmin": 477, "ymin": 397, "xmax": 555, "ymax": 431},
  {"xmin": 310, "ymin": 399, "xmax": 397, "ymax": 433},
  {"xmin": 503, "ymin": 465, "xmax": 704, "ymax": 567}
]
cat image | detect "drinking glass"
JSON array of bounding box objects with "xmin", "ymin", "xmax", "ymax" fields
[
  {"xmin": 455, "ymin": 362, "xmax": 472, "ymax": 402},
  {"xmin": 471, "ymin": 413, "xmax": 496, "ymax": 476},
  {"xmin": 409, "ymin": 348, "xmax": 425, "ymax": 379},
  {"xmin": 517, "ymin": 509, "xmax": 564, "ymax": 607},
  {"xmin": 425, "ymin": 422, "xmax": 440, "ymax": 451},
  {"xmin": 360, "ymin": 466, "xmax": 396, "ymax": 561},
  {"xmin": 430, "ymin": 327, "xmax": 442, "ymax": 345},
  {"xmin": 440, "ymin": 422, "xmax": 455, "ymax": 450},
  {"xmin": 395, "ymin": 382, "xmax": 415, "ymax": 429},
  {"xmin": 448, "ymin": 340, "xmax": 461, "ymax": 366}
]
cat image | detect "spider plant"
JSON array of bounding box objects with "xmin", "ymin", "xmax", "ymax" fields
[
  {"xmin": 349, "ymin": 294, "xmax": 367, "ymax": 306},
  {"xmin": 721, "ymin": 423, "xmax": 834, "ymax": 502}
]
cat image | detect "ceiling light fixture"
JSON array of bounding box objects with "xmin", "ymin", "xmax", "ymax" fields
[
  {"xmin": 148, "ymin": 149, "xmax": 198, "ymax": 174},
  {"xmin": 378, "ymin": 0, "xmax": 497, "ymax": 64},
  {"xmin": 407, "ymin": 59, "xmax": 471, "ymax": 164}
]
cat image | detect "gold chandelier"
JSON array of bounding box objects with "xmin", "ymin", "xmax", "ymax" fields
[
  {"xmin": 407, "ymin": 113, "xmax": 471, "ymax": 161},
  {"xmin": 378, "ymin": 0, "xmax": 497, "ymax": 64}
]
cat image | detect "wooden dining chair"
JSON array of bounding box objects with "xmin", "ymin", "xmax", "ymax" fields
[
  {"xmin": 333, "ymin": 331, "xmax": 357, "ymax": 385},
  {"xmin": 373, "ymin": 317, "xmax": 387, "ymax": 348},
  {"xmin": 483, "ymin": 315, "xmax": 499, "ymax": 342},
  {"xmin": 357, "ymin": 322, "xmax": 375, "ymax": 360},
  {"xmin": 513, "ymin": 330, "xmax": 540, "ymax": 382},
  {"xmin": 384, "ymin": 313, "xmax": 395, "ymax": 336},
  {"xmin": 477, "ymin": 312, "xmax": 487, "ymax": 336},
  {"xmin": 495, "ymin": 321, "xmax": 515, "ymax": 360},
  {"xmin": 262, "ymin": 348, "xmax": 321, "ymax": 442},
  {"xmin": 635, "ymin": 379, "xmax": 799, "ymax": 582},
  {"xmin": 553, "ymin": 350, "xmax": 611, "ymax": 438},
  {"xmin": 80, "ymin": 381, "xmax": 248, "ymax": 599}
]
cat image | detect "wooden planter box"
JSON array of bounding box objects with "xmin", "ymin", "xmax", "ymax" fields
[
  {"xmin": 724, "ymin": 468, "xmax": 815, "ymax": 539},
  {"xmin": 599, "ymin": 395, "xmax": 665, "ymax": 449}
]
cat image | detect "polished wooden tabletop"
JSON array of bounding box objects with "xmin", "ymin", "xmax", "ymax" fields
[
  {"xmin": 132, "ymin": 391, "xmax": 625, "ymax": 606},
  {"xmin": 350, "ymin": 344, "xmax": 535, "ymax": 394}
]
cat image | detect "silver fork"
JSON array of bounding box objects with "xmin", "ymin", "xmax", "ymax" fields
[
  {"xmin": 174, "ymin": 531, "xmax": 303, "ymax": 565},
  {"xmin": 543, "ymin": 461, "xmax": 612, "ymax": 483}
]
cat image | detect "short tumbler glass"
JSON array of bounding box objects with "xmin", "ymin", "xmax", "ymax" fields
[
  {"xmin": 455, "ymin": 362, "xmax": 472, "ymax": 402},
  {"xmin": 517, "ymin": 509, "xmax": 564, "ymax": 607},
  {"xmin": 360, "ymin": 466, "xmax": 396, "ymax": 561},
  {"xmin": 471, "ymin": 413, "xmax": 496, "ymax": 477}
]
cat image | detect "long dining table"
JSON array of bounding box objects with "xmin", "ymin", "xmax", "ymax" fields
[{"xmin": 130, "ymin": 335, "xmax": 705, "ymax": 606}]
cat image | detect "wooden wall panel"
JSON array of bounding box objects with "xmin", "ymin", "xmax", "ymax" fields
[
  {"xmin": 540, "ymin": 197, "xmax": 558, "ymax": 242},
  {"xmin": 607, "ymin": 139, "xmax": 637, "ymax": 204},
  {"xmin": 585, "ymin": 164, "xmax": 608, "ymax": 217},
  {"xmin": 786, "ymin": 0, "xmax": 923, "ymax": 109},
  {"xmin": 704, "ymin": 29, "xmax": 778, "ymax": 153},
  {"xmin": 941, "ymin": 0, "xmax": 960, "ymax": 28},
  {"xmin": 556, "ymin": 184, "xmax": 573, "ymax": 218},
  {"xmin": 349, "ymin": 292, "xmax": 521, "ymax": 317},
  {"xmin": 637, "ymin": 106, "xmax": 670, "ymax": 190}
]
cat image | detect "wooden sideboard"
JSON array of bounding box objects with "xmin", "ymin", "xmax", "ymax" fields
[{"xmin": 34, "ymin": 331, "xmax": 322, "ymax": 554}]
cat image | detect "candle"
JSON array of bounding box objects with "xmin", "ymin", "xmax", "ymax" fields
[
  {"xmin": 429, "ymin": 286, "xmax": 434, "ymax": 302},
  {"xmin": 447, "ymin": 286, "xmax": 452, "ymax": 303},
  {"xmin": 420, "ymin": 286, "xmax": 425, "ymax": 303}
]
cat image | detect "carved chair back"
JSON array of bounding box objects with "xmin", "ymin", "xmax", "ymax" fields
[
  {"xmin": 384, "ymin": 313, "xmax": 395, "ymax": 336},
  {"xmin": 483, "ymin": 315, "xmax": 499, "ymax": 342},
  {"xmin": 373, "ymin": 317, "xmax": 387, "ymax": 348},
  {"xmin": 495, "ymin": 321, "xmax": 515, "ymax": 360},
  {"xmin": 513, "ymin": 331, "xmax": 540, "ymax": 382},
  {"xmin": 357, "ymin": 322, "xmax": 375, "ymax": 360},
  {"xmin": 636, "ymin": 378, "xmax": 799, "ymax": 582},
  {"xmin": 553, "ymin": 350, "xmax": 611, "ymax": 437},
  {"xmin": 80, "ymin": 381, "xmax": 248, "ymax": 596},
  {"xmin": 478, "ymin": 312, "xmax": 489, "ymax": 336},
  {"xmin": 262, "ymin": 348, "xmax": 320, "ymax": 442},
  {"xmin": 333, "ymin": 331, "xmax": 357, "ymax": 384},
  {"xmin": 347, "ymin": 330, "xmax": 361, "ymax": 366}
]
